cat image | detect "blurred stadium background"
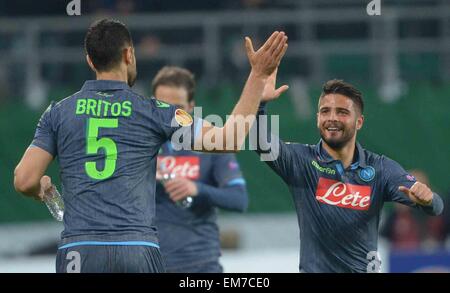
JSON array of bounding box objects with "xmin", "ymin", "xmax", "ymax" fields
[{"xmin": 1, "ymin": 0, "xmax": 450, "ymax": 273}]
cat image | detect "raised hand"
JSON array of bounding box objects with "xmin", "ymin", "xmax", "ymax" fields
[
  {"xmin": 398, "ymin": 181, "xmax": 433, "ymax": 206},
  {"xmin": 262, "ymin": 68, "xmax": 289, "ymax": 102},
  {"xmin": 245, "ymin": 31, "xmax": 288, "ymax": 79}
]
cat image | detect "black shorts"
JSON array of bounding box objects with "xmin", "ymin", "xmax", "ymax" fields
[{"xmin": 56, "ymin": 245, "xmax": 165, "ymax": 273}]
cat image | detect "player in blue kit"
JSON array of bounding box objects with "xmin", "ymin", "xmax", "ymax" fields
[
  {"xmin": 151, "ymin": 66, "xmax": 248, "ymax": 273},
  {"xmin": 13, "ymin": 18, "xmax": 288, "ymax": 272},
  {"xmin": 257, "ymin": 76, "xmax": 444, "ymax": 273}
]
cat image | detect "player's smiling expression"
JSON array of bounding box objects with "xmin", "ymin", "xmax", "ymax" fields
[{"xmin": 317, "ymin": 94, "xmax": 364, "ymax": 149}]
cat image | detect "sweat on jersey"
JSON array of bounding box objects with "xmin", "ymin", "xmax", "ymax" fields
[
  {"xmin": 256, "ymin": 103, "xmax": 444, "ymax": 273},
  {"xmin": 155, "ymin": 142, "xmax": 248, "ymax": 270},
  {"xmin": 30, "ymin": 80, "xmax": 199, "ymax": 249}
]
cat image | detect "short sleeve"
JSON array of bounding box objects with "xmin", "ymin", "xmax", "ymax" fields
[
  {"xmin": 150, "ymin": 98, "xmax": 200, "ymax": 150},
  {"xmin": 30, "ymin": 102, "xmax": 57, "ymax": 157}
]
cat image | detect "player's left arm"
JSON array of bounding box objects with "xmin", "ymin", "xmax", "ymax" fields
[{"xmin": 382, "ymin": 157, "xmax": 443, "ymax": 216}]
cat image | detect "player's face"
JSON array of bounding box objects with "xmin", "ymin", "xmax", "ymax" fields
[
  {"xmin": 154, "ymin": 85, "xmax": 193, "ymax": 112},
  {"xmin": 317, "ymin": 94, "xmax": 363, "ymax": 150},
  {"xmin": 127, "ymin": 47, "xmax": 137, "ymax": 87}
]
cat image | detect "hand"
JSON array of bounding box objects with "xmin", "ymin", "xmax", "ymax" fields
[
  {"xmin": 399, "ymin": 181, "xmax": 433, "ymax": 206},
  {"xmin": 37, "ymin": 175, "xmax": 52, "ymax": 202},
  {"xmin": 262, "ymin": 68, "xmax": 289, "ymax": 102},
  {"xmin": 245, "ymin": 31, "xmax": 288, "ymax": 79},
  {"xmin": 164, "ymin": 178, "xmax": 198, "ymax": 202}
]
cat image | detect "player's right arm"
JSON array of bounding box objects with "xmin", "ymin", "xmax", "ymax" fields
[{"xmin": 14, "ymin": 104, "xmax": 56, "ymax": 200}]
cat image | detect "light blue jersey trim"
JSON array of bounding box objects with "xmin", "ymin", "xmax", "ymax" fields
[
  {"xmin": 336, "ymin": 164, "xmax": 344, "ymax": 176},
  {"xmin": 58, "ymin": 241, "xmax": 159, "ymax": 250},
  {"xmin": 227, "ymin": 178, "xmax": 246, "ymax": 186}
]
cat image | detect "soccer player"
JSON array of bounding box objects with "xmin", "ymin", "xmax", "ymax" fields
[
  {"xmin": 257, "ymin": 76, "xmax": 444, "ymax": 273},
  {"xmin": 151, "ymin": 66, "xmax": 248, "ymax": 273},
  {"xmin": 13, "ymin": 18, "xmax": 287, "ymax": 273}
]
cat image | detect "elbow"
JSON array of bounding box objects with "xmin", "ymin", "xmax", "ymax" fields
[
  {"xmin": 14, "ymin": 167, "xmax": 37, "ymax": 195},
  {"xmin": 233, "ymin": 191, "xmax": 249, "ymax": 213}
]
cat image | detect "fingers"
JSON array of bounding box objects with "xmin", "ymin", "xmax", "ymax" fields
[
  {"xmin": 261, "ymin": 31, "xmax": 280, "ymax": 52},
  {"xmin": 164, "ymin": 180, "xmax": 185, "ymax": 194},
  {"xmin": 271, "ymin": 33, "xmax": 287, "ymax": 56},
  {"xmin": 40, "ymin": 175, "xmax": 52, "ymax": 192},
  {"xmin": 245, "ymin": 36, "xmax": 255, "ymax": 60},
  {"xmin": 274, "ymin": 85, "xmax": 289, "ymax": 97},
  {"xmin": 398, "ymin": 186, "xmax": 411, "ymax": 195},
  {"xmin": 275, "ymin": 43, "xmax": 288, "ymax": 65}
]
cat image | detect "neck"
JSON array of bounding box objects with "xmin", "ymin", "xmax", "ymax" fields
[
  {"xmin": 96, "ymin": 69, "xmax": 127, "ymax": 84},
  {"xmin": 322, "ymin": 137, "xmax": 356, "ymax": 169}
]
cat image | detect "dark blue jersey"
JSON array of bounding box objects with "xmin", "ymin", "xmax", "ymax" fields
[
  {"xmin": 31, "ymin": 80, "xmax": 195, "ymax": 248},
  {"xmin": 257, "ymin": 103, "xmax": 444, "ymax": 273},
  {"xmin": 154, "ymin": 142, "xmax": 248, "ymax": 270}
]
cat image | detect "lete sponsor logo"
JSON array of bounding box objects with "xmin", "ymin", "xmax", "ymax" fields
[
  {"xmin": 157, "ymin": 156, "xmax": 200, "ymax": 180},
  {"xmin": 315, "ymin": 178, "xmax": 372, "ymax": 211}
]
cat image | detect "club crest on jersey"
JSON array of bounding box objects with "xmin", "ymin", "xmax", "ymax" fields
[
  {"xmin": 315, "ymin": 178, "xmax": 372, "ymax": 211},
  {"xmin": 358, "ymin": 166, "xmax": 375, "ymax": 182},
  {"xmin": 174, "ymin": 109, "xmax": 193, "ymax": 127}
]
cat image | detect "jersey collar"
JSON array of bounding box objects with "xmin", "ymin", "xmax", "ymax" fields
[
  {"xmin": 81, "ymin": 80, "xmax": 131, "ymax": 91},
  {"xmin": 315, "ymin": 140, "xmax": 367, "ymax": 169}
]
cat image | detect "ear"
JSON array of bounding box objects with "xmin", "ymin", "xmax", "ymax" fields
[
  {"xmin": 356, "ymin": 114, "xmax": 364, "ymax": 130},
  {"xmin": 316, "ymin": 112, "xmax": 320, "ymax": 128},
  {"xmin": 124, "ymin": 47, "xmax": 133, "ymax": 65},
  {"xmin": 86, "ymin": 55, "xmax": 96, "ymax": 72}
]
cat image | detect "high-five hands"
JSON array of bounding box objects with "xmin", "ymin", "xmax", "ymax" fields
[
  {"xmin": 399, "ymin": 182, "xmax": 434, "ymax": 206},
  {"xmin": 245, "ymin": 31, "xmax": 288, "ymax": 79}
]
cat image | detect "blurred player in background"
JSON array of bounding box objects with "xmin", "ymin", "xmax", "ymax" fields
[
  {"xmin": 152, "ymin": 66, "xmax": 248, "ymax": 273},
  {"xmin": 257, "ymin": 75, "xmax": 444, "ymax": 272},
  {"xmin": 13, "ymin": 16, "xmax": 288, "ymax": 273}
]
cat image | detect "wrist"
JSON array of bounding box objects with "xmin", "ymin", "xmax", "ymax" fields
[{"xmin": 249, "ymin": 69, "xmax": 269, "ymax": 82}]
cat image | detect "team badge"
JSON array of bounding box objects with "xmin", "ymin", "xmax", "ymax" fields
[
  {"xmin": 358, "ymin": 166, "xmax": 375, "ymax": 182},
  {"xmin": 174, "ymin": 109, "xmax": 193, "ymax": 127}
]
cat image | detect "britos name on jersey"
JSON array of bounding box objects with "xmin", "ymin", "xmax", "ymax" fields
[
  {"xmin": 315, "ymin": 178, "xmax": 372, "ymax": 211},
  {"xmin": 157, "ymin": 156, "xmax": 200, "ymax": 180}
]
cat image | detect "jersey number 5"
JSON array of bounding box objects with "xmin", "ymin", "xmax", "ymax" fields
[{"xmin": 85, "ymin": 118, "xmax": 118, "ymax": 180}]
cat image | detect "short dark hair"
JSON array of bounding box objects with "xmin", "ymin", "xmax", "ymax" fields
[
  {"xmin": 320, "ymin": 79, "xmax": 364, "ymax": 114},
  {"xmin": 152, "ymin": 66, "xmax": 196, "ymax": 102},
  {"xmin": 84, "ymin": 18, "xmax": 133, "ymax": 72}
]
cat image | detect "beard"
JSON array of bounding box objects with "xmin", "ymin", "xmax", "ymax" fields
[
  {"xmin": 127, "ymin": 66, "xmax": 137, "ymax": 87},
  {"xmin": 319, "ymin": 122, "xmax": 356, "ymax": 150}
]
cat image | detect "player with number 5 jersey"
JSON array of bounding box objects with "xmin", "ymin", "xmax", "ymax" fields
[{"xmin": 13, "ymin": 18, "xmax": 289, "ymax": 272}]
